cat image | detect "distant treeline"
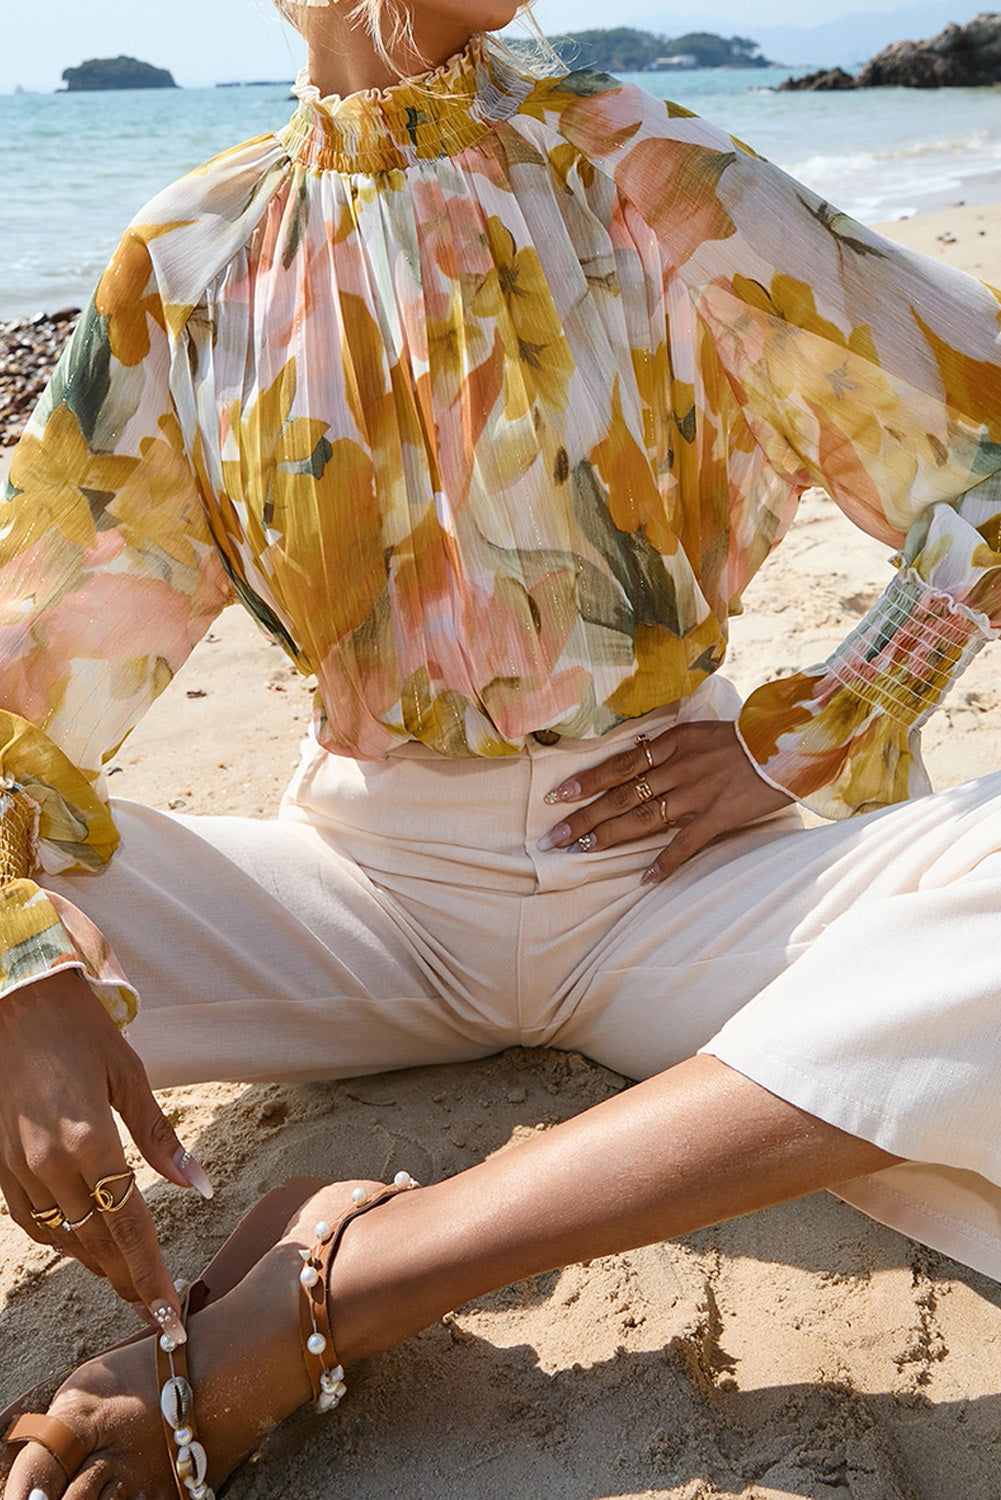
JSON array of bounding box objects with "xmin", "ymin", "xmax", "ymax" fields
[{"xmin": 551, "ymin": 28, "xmax": 772, "ymax": 72}]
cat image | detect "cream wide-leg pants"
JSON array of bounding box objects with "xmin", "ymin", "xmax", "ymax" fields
[{"xmin": 43, "ymin": 677, "xmax": 1001, "ymax": 1281}]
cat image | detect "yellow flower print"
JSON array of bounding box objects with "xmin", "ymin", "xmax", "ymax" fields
[
  {"xmin": 221, "ymin": 360, "xmax": 332, "ymax": 564},
  {"xmin": 472, "ymin": 218, "xmax": 575, "ymax": 413},
  {"xmin": 96, "ymin": 222, "xmax": 186, "ymax": 367},
  {"xmin": 591, "ymin": 376, "xmax": 677, "ymax": 556},
  {"xmin": 605, "ymin": 617, "xmax": 725, "ymax": 719},
  {"xmin": 738, "ymin": 674, "xmax": 814, "ymax": 763},
  {"xmin": 913, "ymin": 307, "xmax": 1001, "ymax": 445},
  {"xmin": 109, "ymin": 413, "xmax": 203, "ymax": 570},
  {"xmin": 6, "ymin": 403, "xmax": 137, "ymax": 553}
]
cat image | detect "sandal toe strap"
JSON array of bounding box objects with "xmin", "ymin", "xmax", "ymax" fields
[{"xmin": 6, "ymin": 1413, "xmax": 89, "ymax": 1479}]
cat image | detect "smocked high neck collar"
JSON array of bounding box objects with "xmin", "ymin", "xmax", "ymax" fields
[{"xmin": 279, "ymin": 38, "xmax": 536, "ymax": 175}]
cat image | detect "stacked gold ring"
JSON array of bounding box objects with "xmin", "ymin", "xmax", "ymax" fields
[
  {"xmin": 91, "ymin": 1170, "xmax": 137, "ymax": 1215},
  {"xmin": 634, "ymin": 733, "xmax": 655, "ymax": 769},
  {"xmin": 30, "ymin": 1206, "xmax": 65, "ymax": 1232},
  {"xmin": 658, "ymin": 798, "xmax": 669, "ymax": 825},
  {"xmin": 634, "ymin": 778, "xmax": 655, "ymax": 803}
]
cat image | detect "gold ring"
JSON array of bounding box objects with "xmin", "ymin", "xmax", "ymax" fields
[
  {"xmin": 62, "ymin": 1209, "xmax": 96, "ymax": 1233},
  {"xmin": 91, "ymin": 1170, "xmax": 137, "ymax": 1214},
  {"xmin": 634, "ymin": 778, "xmax": 654, "ymax": 803},
  {"xmin": 658, "ymin": 797, "xmax": 669, "ymax": 825},
  {"xmin": 634, "ymin": 733, "xmax": 655, "ymax": 769},
  {"xmin": 31, "ymin": 1206, "xmax": 65, "ymax": 1231}
]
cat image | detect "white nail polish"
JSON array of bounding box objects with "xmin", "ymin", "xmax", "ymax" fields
[
  {"xmin": 28, "ymin": 1489, "xmax": 49, "ymax": 1500},
  {"xmin": 173, "ymin": 1146, "xmax": 214, "ymax": 1201},
  {"xmin": 537, "ymin": 823, "xmax": 570, "ymax": 851}
]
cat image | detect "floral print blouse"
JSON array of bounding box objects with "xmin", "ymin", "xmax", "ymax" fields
[{"xmin": 3, "ymin": 40, "xmax": 1001, "ymax": 1022}]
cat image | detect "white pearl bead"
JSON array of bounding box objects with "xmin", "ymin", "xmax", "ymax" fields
[
  {"xmin": 173, "ymin": 1426, "xmax": 194, "ymax": 1446},
  {"xmin": 350, "ymin": 1187, "xmax": 367, "ymax": 1204},
  {"xmin": 394, "ymin": 1171, "xmax": 412, "ymax": 1187},
  {"xmin": 313, "ymin": 1220, "xmax": 331, "ymax": 1240},
  {"xmin": 159, "ymin": 1333, "xmax": 178, "ymax": 1353},
  {"xmin": 307, "ymin": 1332, "xmax": 327, "ymax": 1356},
  {"xmin": 300, "ymin": 1264, "xmax": 319, "ymax": 1288}
]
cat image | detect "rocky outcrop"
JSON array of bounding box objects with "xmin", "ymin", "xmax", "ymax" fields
[
  {"xmin": 61, "ymin": 56, "xmax": 177, "ymax": 91},
  {"xmin": 780, "ymin": 66, "xmax": 857, "ymax": 91},
  {"xmin": 779, "ymin": 11, "xmax": 1001, "ymax": 89}
]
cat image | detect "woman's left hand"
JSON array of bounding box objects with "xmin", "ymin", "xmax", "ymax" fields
[{"xmin": 538, "ymin": 720, "xmax": 794, "ymax": 883}]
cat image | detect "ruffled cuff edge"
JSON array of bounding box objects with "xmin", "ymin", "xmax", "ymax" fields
[{"xmin": 0, "ymin": 880, "xmax": 138, "ymax": 1028}]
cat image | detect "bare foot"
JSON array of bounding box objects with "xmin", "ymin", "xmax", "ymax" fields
[{"xmin": 3, "ymin": 1181, "xmax": 389, "ymax": 1500}]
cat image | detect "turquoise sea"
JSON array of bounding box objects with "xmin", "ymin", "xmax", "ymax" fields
[{"xmin": 3, "ymin": 67, "xmax": 1001, "ymax": 318}]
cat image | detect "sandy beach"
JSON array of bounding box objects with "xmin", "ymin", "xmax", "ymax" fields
[{"xmin": 2, "ymin": 203, "xmax": 1001, "ymax": 1500}]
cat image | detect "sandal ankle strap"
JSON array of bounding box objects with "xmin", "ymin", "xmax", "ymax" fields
[
  {"xmin": 299, "ymin": 1173, "xmax": 419, "ymax": 1412},
  {"xmin": 155, "ymin": 1287, "xmax": 215, "ymax": 1500}
]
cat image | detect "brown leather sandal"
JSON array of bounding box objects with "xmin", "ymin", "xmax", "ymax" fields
[
  {"xmin": 152, "ymin": 1172, "xmax": 420, "ymax": 1500},
  {"xmin": 3, "ymin": 1174, "xmax": 420, "ymax": 1498},
  {"xmin": 296, "ymin": 1173, "xmax": 419, "ymax": 1416},
  {"xmin": 1, "ymin": 1177, "xmax": 326, "ymax": 1494}
]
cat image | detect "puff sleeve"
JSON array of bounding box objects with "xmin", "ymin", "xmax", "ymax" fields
[
  {"xmin": 0, "ymin": 230, "xmax": 231, "ymax": 1021},
  {"xmin": 552, "ymin": 76, "xmax": 1001, "ymax": 816}
]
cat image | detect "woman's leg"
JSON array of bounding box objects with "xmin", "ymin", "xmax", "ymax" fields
[
  {"xmin": 5, "ymin": 1056, "xmax": 896, "ymax": 1500},
  {"xmin": 42, "ymin": 800, "xmax": 506, "ymax": 1089},
  {"xmin": 326, "ymin": 1054, "xmax": 898, "ymax": 1362}
]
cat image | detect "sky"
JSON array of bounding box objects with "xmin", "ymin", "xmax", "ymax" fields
[{"xmin": 0, "ymin": 1, "xmax": 983, "ymax": 92}]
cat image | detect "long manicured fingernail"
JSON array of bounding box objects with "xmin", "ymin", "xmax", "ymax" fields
[
  {"xmin": 152, "ymin": 1300, "xmax": 187, "ymax": 1347},
  {"xmin": 28, "ymin": 1489, "xmax": 50, "ymax": 1500},
  {"xmin": 173, "ymin": 1146, "xmax": 214, "ymax": 1200},
  {"xmin": 543, "ymin": 780, "xmax": 581, "ymax": 805},
  {"xmin": 537, "ymin": 823, "xmax": 572, "ymax": 851},
  {"xmin": 641, "ymin": 864, "xmax": 663, "ymax": 884}
]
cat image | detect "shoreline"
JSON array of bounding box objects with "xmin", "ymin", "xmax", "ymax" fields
[{"xmin": 2, "ymin": 200, "xmax": 1001, "ymax": 1500}]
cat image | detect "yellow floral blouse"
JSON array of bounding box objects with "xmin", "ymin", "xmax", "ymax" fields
[{"xmin": 3, "ymin": 40, "xmax": 1001, "ymax": 1023}]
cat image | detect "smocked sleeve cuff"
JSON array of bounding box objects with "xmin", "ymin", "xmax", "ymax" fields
[
  {"xmin": 0, "ymin": 714, "xmax": 134, "ymax": 1024},
  {"xmin": 736, "ymin": 570, "xmax": 997, "ymax": 819}
]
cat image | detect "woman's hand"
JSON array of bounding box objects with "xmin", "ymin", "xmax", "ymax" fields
[
  {"xmin": 539, "ymin": 719, "xmax": 794, "ymax": 882},
  {"xmin": 0, "ymin": 971, "xmax": 211, "ymax": 1334}
]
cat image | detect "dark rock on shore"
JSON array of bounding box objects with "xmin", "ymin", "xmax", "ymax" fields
[
  {"xmin": 779, "ymin": 10, "xmax": 1001, "ymax": 89},
  {"xmin": 780, "ymin": 67, "xmax": 857, "ymax": 91},
  {"xmin": 0, "ymin": 310, "xmax": 78, "ymax": 449}
]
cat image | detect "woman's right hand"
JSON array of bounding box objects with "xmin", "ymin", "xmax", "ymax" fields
[{"xmin": 0, "ymin": 970, "xmax": 208, "ymax": 1333}]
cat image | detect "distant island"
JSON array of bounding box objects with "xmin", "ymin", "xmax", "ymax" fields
[
  {"xmin": 61, "ymin": 56, "xmax": 178, "ymax": 91},
  {"xmin": 551, "ymin": 28, "xmax": 774, "ymax": 73}
]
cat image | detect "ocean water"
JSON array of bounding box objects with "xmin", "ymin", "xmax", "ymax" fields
[{"xmin": 2, "ymin": 67, "xmax": 1000, "ymax": 318}]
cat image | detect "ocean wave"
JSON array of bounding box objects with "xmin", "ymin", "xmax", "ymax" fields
[{"xmin": 780, "ymin": 130, "xmax": 1001, "ymax": 221}]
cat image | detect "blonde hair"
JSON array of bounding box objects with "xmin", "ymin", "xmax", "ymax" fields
[{"xmin": 275, "ymin": 1, "xmax": 559, "ymax": 79}]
